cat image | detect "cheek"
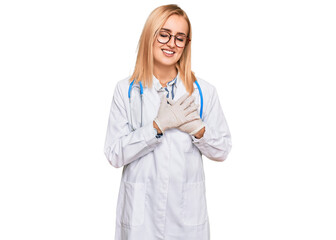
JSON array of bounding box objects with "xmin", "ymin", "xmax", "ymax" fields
[
  {"xmin": 153, "ymin": 43, "xmax": 164, "ymax": 55},
  {"xmin": 176, "ymin": 49, "xmax": 185, "ymax": 58},
  {"xmin": 153, "ymin": 45, "xmax": 161, "ymax": 58}
]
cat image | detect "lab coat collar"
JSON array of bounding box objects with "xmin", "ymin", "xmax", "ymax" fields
[
  {"xmin": 153, "ymin": 72, "xmax": 178, "ymax": 92},
  {"xmin": 152, "ymin": 71, "xmax": 197, "ymax": 92},
  {"xmin": 175, "ymin": 72, "xmax": 198, "ymax": 90}
]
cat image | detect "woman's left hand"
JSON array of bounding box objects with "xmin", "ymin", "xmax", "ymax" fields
[{"xmin": 177, "ymin": 102, "xmax": 205, "ymax": 137}]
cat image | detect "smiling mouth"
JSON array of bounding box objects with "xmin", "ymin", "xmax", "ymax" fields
[{"xmin": 162, "ymin": 49, "xmax": 175, "ymax": 55}]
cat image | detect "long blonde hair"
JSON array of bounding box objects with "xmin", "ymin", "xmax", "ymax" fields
[{"xmin": 129, "ymin": 4, "xmax": 196, "ymax": 95}]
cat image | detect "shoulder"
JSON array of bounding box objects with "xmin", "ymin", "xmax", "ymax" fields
[
  {"xmin": 112, "ymin": 75, "xmax": 133, "ymax": 97},
  {"xmin": 115, "ymin": 75, "xmax": 133, "ymax": 90},
  {"xmin": 194, "ymin": 75, "xmax": 217, "ymax": 95},
  {"xmin": 194, "ymin": 76, "xmax": 221, "ymax": 114}
]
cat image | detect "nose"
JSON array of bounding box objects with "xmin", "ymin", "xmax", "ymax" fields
[{"xmin": 167, "ymin": 36, "xmax": 175, "ymax": 48}]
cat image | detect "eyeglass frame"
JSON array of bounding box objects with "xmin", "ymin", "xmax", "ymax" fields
[{"xmin": 156, "ymin": 30, "xmax": 191, "ymax": 48}]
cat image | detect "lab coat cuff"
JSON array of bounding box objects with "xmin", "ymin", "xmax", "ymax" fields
[{"xmin": 143, "ymin": 122, "xmax": 163, "ymax": 146}]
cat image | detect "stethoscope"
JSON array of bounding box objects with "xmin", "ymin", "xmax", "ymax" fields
[{"xmin": 128, "ymin": 79, "xmax": 203, "ymax": 131}]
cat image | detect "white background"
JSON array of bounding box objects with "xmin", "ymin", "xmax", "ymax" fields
[{"xmin": 1, "ymin": 0, "xmax": 335, "ymax": 239}]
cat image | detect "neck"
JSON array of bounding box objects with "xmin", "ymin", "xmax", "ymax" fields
[{"xmin": 153, "ymin": 63, "xmax": 178, "ymax": 87}]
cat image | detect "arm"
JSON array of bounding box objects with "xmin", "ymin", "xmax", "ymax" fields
[
  {"xmin": 104, "ymin": 82, "xmax": 163, "ymax": 168},
  {"xmin": 191, "ymin": 87, "xmax": 232, "ymax": 162}
]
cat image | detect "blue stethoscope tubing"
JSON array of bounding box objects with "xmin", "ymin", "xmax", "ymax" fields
[{"xmin": 128, "ymin": 79, "xmax": 203, "ymax": 130}]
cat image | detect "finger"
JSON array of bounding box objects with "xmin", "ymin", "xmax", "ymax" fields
[
  {"xmin": 185, "ymin": 114, "xmax": 202, "ymax": 123},
  {"xmin": 176, "ymin": 93, "xmax": 190, "ymax": 105},
  {"xmin": 181, "ymin": 95, "xmax": 195, "ymax": 109},
  {"xmin": 185, "ymin": 108, "xmax": 199, "ymax": 118},
  {"xmin": 188, "ymin": 102, "xmax": 200, "ymax": 111},
  {"xmin": 186, "ymin": 102, "xmax": 197, "ymax": 114},
  {"xmin": 184, "ymin": 104, "xmax": 198, "ymax": 116}
]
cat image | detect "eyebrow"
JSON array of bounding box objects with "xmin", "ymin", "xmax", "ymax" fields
[{"xmin": 161, "ymin": 28, "xmax": 187, "ymax": 36}]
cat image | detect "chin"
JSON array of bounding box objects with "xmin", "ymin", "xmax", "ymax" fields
[{"xmin": 156, "ymin": 59, "xmax": 177, "ymax": 67}]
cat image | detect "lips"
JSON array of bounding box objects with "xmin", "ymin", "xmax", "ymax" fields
[
  {"xmin": 162, "ymin": 49, "xmax": 175, "ymax": 58},
  {"xmin": 162, "ymin": 49, "xmax": 175, "ymax": 54}
]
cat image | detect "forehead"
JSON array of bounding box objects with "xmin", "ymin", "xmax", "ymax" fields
[{"xmin": 161, "ymin": 14, "xmax": 189, "ymax": 35}]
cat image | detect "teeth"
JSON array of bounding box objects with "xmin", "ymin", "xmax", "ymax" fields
[{"xmin": 163, "ymin": 50, "xmax": 174, "ymax": 54}]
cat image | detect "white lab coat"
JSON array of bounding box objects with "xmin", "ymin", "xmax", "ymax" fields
[{"xmin": 104, "ymin": 72, "xmax": 232, "ymax": 240}]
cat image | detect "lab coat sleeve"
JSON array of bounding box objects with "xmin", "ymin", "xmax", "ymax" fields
[
  {"xmin": 104, "ymin": 82, "xmax": 163, "ymax": 168},
  {"xmin": 191, "ymin": 86, "xmax": 232, "ymax": 162}
]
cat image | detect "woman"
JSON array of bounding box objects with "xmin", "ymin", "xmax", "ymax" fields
[{"xmin": 104, "ymin": 4, "xmax": 232, "ymax": 240}]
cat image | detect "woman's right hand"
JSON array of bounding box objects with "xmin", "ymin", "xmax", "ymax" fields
[{"xmin": 153, "ymin": 93, "xmax": 199, "ymax": 133}]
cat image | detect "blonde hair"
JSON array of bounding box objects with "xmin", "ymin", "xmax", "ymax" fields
[{"xmin": 129, "ymin": 4, "xmax": 196, "ymax": 95}]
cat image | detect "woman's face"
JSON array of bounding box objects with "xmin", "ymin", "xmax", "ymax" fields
[{"xmin": 153, "ymin": 14, "xmax": 189, "ymax": 69}]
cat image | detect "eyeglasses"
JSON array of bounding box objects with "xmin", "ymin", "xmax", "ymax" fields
[{"xmin": 157, "ymin": 30, "xmax": 190, "ymax": 48}]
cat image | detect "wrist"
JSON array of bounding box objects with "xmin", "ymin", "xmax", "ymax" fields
[
  {"xmin": 193, "ymin": 126, "xmax": 205, "ymax": 139},
  {"xmin": 153, "ymin": 120, "xmax": 163, "ymax": 134}
]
